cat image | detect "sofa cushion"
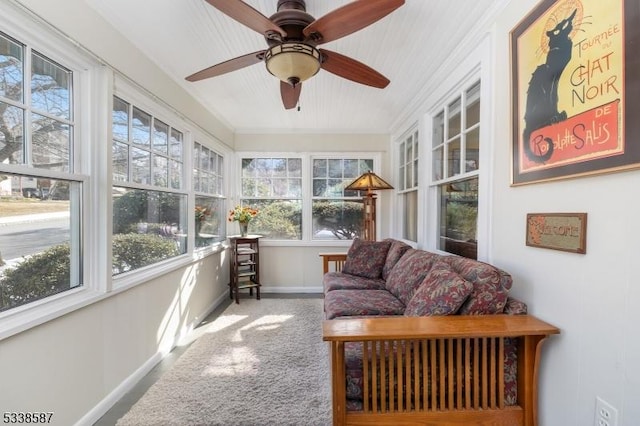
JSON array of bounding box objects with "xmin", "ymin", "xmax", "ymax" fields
[
  {"xmin": 341, "ymin": 238, "xmax": 392, "ymax": 279},
  {"xmin": 404, "ymin": 260, "xmax": 473, "ymax": 316},
  {"xmin": 323, "ymin": 272, "xmax": 386, "ymax": 293},
  {"xmin": 382, "ymin": 239, "xmax": 412, "ymax": 280},
  {"xmin": 442, "ymin": 256, "xmax": 513, "ymax": 314},
  {"xmin": 324, "ymin": 289, "xmax": 405, "ymax": 320},
  {"xmin": 385, "ymin": 249, "xmax": 440, "ymax": 306}
]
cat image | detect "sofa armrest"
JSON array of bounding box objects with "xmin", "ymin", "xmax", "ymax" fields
[
  {"xmin": 323, "ymin": 315, "xmax": 559, "ymax": 425},
  {"xmin": 323, "ymin": 314, "xmax": 558, "ymax": 341},
  {"xmin": 320, "ymin": 252, "xmax": 348, "ymax": 274}
]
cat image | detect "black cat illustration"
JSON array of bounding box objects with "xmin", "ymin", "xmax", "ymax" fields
[{"xmin": 522, "ymin": 9, "xmax": 577, "ymax": 163}]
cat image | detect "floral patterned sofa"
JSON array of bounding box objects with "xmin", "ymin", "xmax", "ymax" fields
[{"xmin": 320, "ymin": 238, "xmax": 559, "ymax": 426}]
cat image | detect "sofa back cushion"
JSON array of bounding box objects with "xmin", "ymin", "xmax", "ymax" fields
[
  {"xmin": 382, "ymin": 239, "xmax": 412, "ymax": 281},
  {"xmin": 404, "ymin": 260, "xmax": 473, "ymax": 316},
  {"xmin": 385, "ymin": 249, "xmax": 440, "ymax": 305},
  {"xmin": 342, "ymin": 238, "xmax": 392, "ymax": 279},
  {"xmin": 441, "ymin": 256, "xmax": 513, "ymax": 314}
]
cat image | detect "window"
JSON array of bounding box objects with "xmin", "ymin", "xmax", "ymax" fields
[
  {"xmin": 432, "ymin": 81, "xmax": 480, "ymax": 259},
  {"xmin": 312, "ymin": 157, "xmax": 372, "ymax": 240},
  {"xmin": 240, "ymin": 157, "xmax": 302, "ymax": 239},
  {"xmin": 194, "ymin": 142, "xmax": 225, "ymax": 247},
  {"xmin": 0, "ymin": 31, "xmax": 83, "ymax": 311},
  {"xmin": 397, "ymin": 129, "xmax": 419, "ymax": 241},
  {"xmin": 111, "ymin": 96, "xmax": 187, "ymax": 274}
]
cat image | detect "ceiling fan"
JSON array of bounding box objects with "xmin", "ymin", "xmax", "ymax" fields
[{"xmin": 185, "ymin": 0, "xmax": 405, "ymax": 109}]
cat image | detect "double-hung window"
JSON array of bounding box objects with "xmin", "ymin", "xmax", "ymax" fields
[
  {"xmin": 111, "ymin": 95, "xmax": 187, "ymax": 275},
  {"xmin": 312, "ymin": 157, "xmax": 372, "ymax": 240},
  {"xmin": 431, "ymin": 81, "xmax": 481, "ymax": 259},
  {"xmin": 0, "ymin": 31, "xmax": 83, "ymax": 312},
  {"xmin": 397, "ymin": 129, "xmax": 419, "ymax": 241},
  {"xmin": 240, "ymin": 157, "xmax": 302, "ymax": 239},
  {"xmin": 193, "ymin": 142, "xmax": 225, "ymax": 246}
]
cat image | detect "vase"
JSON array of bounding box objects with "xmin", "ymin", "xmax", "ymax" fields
[
  {"xmin": 239, "ymin": 221, "xmax": 248, "ymax": 237},
  {"xmin": 195, "ymin": 220, "xmax": 202, "ymax": 237}
]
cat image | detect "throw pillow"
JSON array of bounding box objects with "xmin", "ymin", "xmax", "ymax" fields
[
  {"xmin": 342, "ymin": 238, "xmax": 392, "ymax": 279},
  {"xmin": 404, "ymin": 260, "xmax": 474, "ymax": 316}
]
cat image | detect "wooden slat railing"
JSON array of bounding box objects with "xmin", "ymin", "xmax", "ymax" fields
[{"xmin": 323, "ymin": 315, "xmax": 559, "ymax": 426}]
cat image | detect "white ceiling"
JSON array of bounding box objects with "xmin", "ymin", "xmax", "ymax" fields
[{"xmin": 84, "ymin": 0, "xmax": 501, "ymax": 133}]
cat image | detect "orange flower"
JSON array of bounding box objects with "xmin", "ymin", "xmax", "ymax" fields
[{"xmin": 228, "ymin": 205, "xmax": 259, "ymax": 222}]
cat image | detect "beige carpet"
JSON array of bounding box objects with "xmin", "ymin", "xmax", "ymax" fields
[{"xmin": 116, "ymin": 298, "xmax": 331, "ymax": 426}]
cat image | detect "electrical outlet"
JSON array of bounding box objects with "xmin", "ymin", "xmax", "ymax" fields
[{"xmin": 595, "ymin": 397, "xmax": 618, "ymax": 426}]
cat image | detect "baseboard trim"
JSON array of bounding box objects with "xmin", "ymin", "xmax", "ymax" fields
[
  {"xmin": 261, "ymin": 286, "xmax": 323, "ymax": 293},
  {"xmin": 77, "ymin": 292, "xmax": 228, "ymax": 426},
  {"xmin": 75, "ymin": 351, "xmax": 162, "ymax": 426}
]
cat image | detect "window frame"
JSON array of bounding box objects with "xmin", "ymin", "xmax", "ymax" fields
[
  {"xmin": 395, "ymin": 126, "xmax": 420, "ymax": 242},
  {"xmin": 423, "ymin": 38, "xmax": 493, "ymax": 261},
  {"xmin": 0, "ymin": 4, "xmax": 105, "ymax": 339},
  {"xmin": 235, "ymin": 152, "xmax": 382, "ymax": 246}
]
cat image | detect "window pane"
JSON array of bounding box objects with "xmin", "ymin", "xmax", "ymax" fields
[
  {"xmin": 466, "ymin": 127, "xmax": 480, "ymax": 172},
  {"xmin": 0, "ymin": 175, "xmax": 81, "ymax": 312},
  {"xmin": 466, "ymin": 82, "xmax": 481, "ymax": 128},
  {"xmin": 131, "ymin": 147, "xmax": 150, "ymax": 184},
  {"xmin": 170, "ymin": 160, "xmax": 182, "ymax": 190},
  {"xmin": 195, "ymin": 196, "xmax": 225, "ymax": 247},
  {"xmin": 0, "ymin": 33, "xmax": 23, "ymax": 102},
  {"xmin": 132, "ymin": 107, "xmax": 151, "ymax": 146},
  {"xmin": 288, "ymin": 158, "xmax": 301, "ymax": 177},
  {"xmin": 32, "ymin": 113, "xmax": 70, "ymax": 172},
  {"xmin": 0, "ymin": 102, "xmax": 24, "ymax": 164},
  {"xmin": 403, "ymin": 190, "xmax": 418, "ymax": 242},
  {"xmin": 447, "ymin": 97, "xmax": 461, "ymax": 138},
  {"xmin": 153, "ymin": 119, "xmax": 168, "ymax": 154},
  {"xmin": 170, "ymin": 128, "xmax": 182, "ymax": 161},
  {"xmin": 153, "ymin": 155, "xmax": 168, "ymax": 187},
  {"xmin": 343, "ymin": 159, "xmax": 358, "ymax": 178},
  {"xmin": 433, "ymin": 112, "xmax": 444, "ymax": 147},
  {"xmin": 112, "ymin": 187, "xmax": 186, "ymax": 275},
  {"xmin": 312, "ymin": 200, "xmax": 363, "ymax": 240},
  {"xmin": 328, "ymin": 159, "xmax": 343, "ymax": 178},
  {"xmin": 112, "ymin": 141, "xmax": 128, "ymax": 181},
  {"xmin": 313, "ymin": 158, "xmax": 327, "ymax": 177},
  {"xmin": 31, "ymin": 53, "xmax": 71, "ymax": 120},
  {"xmin": 112, "ymin": 97, "xmax": 129, "ymax": 142},
  {"xmin": 439, "ymin": 178, "xmax": 477, "ymax": 259},
  {"xmin": 272, "ymin": 158, "xmax": 286, "ymax": 177},
  {"xmin": 447, "ymin": 137, "xmax": 461, "ymax": 178},
  {"xmin": 242, "ymin": 199, "xmax": 302, "ymax": 240},
  {"xmin": 433, "ymin": 147, "xmax": 443, "ymax": 180}
]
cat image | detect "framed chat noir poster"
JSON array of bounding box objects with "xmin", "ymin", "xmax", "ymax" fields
[{"xmin": 511, "ymin": 0, "xmax": 640, "ymax": 185}]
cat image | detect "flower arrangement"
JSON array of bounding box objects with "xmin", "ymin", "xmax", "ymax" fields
[
  {"xmin": 228, "ymin": 205, "xmax": 259, "ymax": 223},
  {"xmin": 195, "ymin": 205, "xmax": 212, "ymax": 222}
]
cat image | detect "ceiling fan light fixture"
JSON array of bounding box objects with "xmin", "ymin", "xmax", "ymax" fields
[{"xmin": 265, "ymin": 42, "xmax": 321, "ymax": 86}]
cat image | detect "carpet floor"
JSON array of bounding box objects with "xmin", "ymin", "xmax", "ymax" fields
[{"xmin": 116, "ymin": 298, "xmax": 331, "ymax": 426}]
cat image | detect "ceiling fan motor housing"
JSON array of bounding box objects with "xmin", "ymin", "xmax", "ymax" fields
[{"xmin": 267, "ymin": 0, "xmax": 315, "ymax": 44}]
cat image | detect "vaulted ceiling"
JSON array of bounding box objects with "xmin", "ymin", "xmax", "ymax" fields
[{"xmin": 84, "ymin": 0, "xmax": 501, "ymax": 133}]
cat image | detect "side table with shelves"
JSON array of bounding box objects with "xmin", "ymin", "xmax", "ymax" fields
[{"xmin": 229, "ymin": 235, "xmax": 262, "ymax": 304}]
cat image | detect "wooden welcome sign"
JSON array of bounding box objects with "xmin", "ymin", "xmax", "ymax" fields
[{"xmin": 526, "ymin": 213, "xmax": 587, "ymax": 253}]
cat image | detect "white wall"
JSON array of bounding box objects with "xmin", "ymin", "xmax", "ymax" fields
[{"xmin": 491, "ymin": 2, "xmax": 639, "ymax": 425}]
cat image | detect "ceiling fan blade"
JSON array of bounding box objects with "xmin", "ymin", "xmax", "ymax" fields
[
  {"xmin": 186, "ymin": 50, "xmax": 265, "ymax": 82},
  {"xmin": 319, "ymin": 49, "xmax": 389, "ymax": 88},
  {"xmin": 304, "ymin": 0, "xmax": 404, "ymax": 44},
  {"xmin": 204, "ymin": 0, "xmax": 286, "ymax": 38},
  {"xmin": 280, "ymin": 81, "xmax": 301, "ymax": 110}
]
